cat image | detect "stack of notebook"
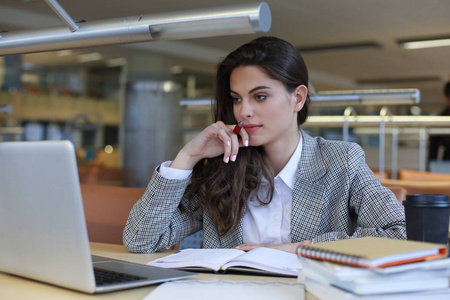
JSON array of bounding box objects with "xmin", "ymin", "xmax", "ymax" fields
[{"xmin": 297, "ymin": 237, "xmax": 450, "ymax": 299}]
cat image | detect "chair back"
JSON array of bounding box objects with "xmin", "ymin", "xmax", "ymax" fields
[
  {"xmin": 80, "ymin": 184, "xmax": 145, "ymax": 244},
  {"xmin": 398, "ymin": 169, "xmax": 450, "ymax": 182},
  {"xmin": 382, "ymin": 179, "xmax": 450, "ymax": 199},
  {"xmin": 78, "ymin": 166, "xmax": 99, "ymax": 185},
  {"xmin": 79, "ymin": 165, "xmax": 135, "ymax": 186}
]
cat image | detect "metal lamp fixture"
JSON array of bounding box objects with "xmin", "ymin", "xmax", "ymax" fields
[
  {"xmin": 309, "ymin": 88, "xmax": 420, "ymax": 106},
  {"xmin": 0, "ymin": 1, "xmax": 271, "ymax": 56}
]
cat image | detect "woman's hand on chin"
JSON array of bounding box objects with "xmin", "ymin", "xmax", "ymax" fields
[{"xmin": 235, "ymin": 240, "xmax": 312, "ymax": 254}]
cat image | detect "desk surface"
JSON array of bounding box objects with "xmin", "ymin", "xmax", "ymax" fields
[{"xmin": 0, "ymin": 243, "xmax": 304, "ymax": 300}]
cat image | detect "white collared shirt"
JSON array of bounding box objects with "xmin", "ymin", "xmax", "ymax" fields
[
  {"xmin": 242, "ymin": 134, "xmax": 302, "ymax": 244},
  {"xmin": 159, "ymin": 133, "xmax": 303, "ymax": 244}
]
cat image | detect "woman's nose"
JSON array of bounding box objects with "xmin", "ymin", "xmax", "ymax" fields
[{"xmin": 238, "ymin": 99, "xmax": 254, "ymax": 119}]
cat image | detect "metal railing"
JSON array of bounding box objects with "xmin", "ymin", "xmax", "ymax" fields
[{"xmin": 304, "ymin": 107, "xmax": 450, "ymax": 179}]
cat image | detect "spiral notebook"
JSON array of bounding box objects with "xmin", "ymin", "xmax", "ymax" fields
[{"xmin": 297, "ymin": 237, "xmax": 448, "ymax": 268}]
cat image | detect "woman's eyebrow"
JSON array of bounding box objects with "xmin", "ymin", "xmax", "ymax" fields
[{"xmin": 230, "ymin": 86, "xmax": 271, "ymax": 95}]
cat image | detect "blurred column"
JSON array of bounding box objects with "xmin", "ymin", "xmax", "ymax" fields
[
  {"xmin": 122, "ymin": 54, "xmax": 182, "ymax": 187},
  {"xmin": 2, "ymin": 55, "xmax": 23, "ymax": 92}
]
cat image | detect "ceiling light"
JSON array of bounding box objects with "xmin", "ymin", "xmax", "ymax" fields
[
  {"xmin": 106, "ymin": 57, "xmax": 126, "ymax": 67},
  {"xmin": 356, "ymin": 76, "xmax": 441, "ymax": 85},
  {"xmin": 170, "ymin": 65, "xmax": 183, "ymax": 74},
  {"xmin": 163, "ymin": 81, "xmax": 176, "ymax": 93},
  {"xmin": 398, "ymin": 36, "xmax": 450, "ymax": 50},
  {"xmin": 0, "ymin": 2, "xmax": 271, "ymax": 56},
  {"xmin": 297, "ymin": 42, "xmax": 381, "ymax": 55},
  {"xmin": 179, "ymin": 99, "xmax": 212, "ymax": 106},
  {"xmin": 309, "ymin": 89, "xmax": 420, "ymax": 106},
  {"xmin": 56, "ymin": 49, "xmax": 72, "ymax": 56},
  {"xmin": 76, "ymin": 52, "xmax": 102, "ymax": 63}
]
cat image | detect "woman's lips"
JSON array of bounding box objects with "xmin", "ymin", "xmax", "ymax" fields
[{"xmin": 244, "ymin": 124, "xmax": 262, "ymax": 133}]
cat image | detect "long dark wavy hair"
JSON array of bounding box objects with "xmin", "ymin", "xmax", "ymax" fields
[{"xmin": 184, "ymin": 36, "xmax": 311, "ymax": 236}]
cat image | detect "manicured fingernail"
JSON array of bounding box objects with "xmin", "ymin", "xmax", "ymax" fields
[
  {"xmin": 231, "ymin": 155, "xmax": 236, "ymax": 162},
  {"xmin": 244, "ymin": 140, "xmax": 249, "ymax": 147},
  {"xmin": 225, "ymin": 157, "xmax": 229, "ymax": 163}
]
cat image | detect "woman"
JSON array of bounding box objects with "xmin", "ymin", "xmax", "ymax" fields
[{"xmin": 123, "ymin": 36, "xmax": 406, "ymax": 254}]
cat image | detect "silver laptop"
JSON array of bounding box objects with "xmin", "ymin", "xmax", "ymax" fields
[{"xmin": 0, "ymin": 140, "xmax": 196, "ymax": 294}]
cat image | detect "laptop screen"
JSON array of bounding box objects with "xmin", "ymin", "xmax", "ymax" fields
[{"xmin": 0, "ymin": 141, "xmax": 96, "ymax": 292}]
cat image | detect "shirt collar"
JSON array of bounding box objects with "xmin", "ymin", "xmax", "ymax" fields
[{"xmin": 276, "ymin": 132, "xmax": 303, "ymax": 189}]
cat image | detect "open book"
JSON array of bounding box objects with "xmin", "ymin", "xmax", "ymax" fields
[
  {"xmin": 297, "ymin": 237, "xmax": 448, "ymax": 268},
  {"xmin": 147, "ymin": 248, "xmax": 301, "ymax": 277}
]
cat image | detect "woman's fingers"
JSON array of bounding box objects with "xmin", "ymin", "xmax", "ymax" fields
[
  {"xmin": 234, "ymin": 124, "xmax": 249, "ymax": 147},
  {"xmin": 214, "ymin": 123, "xmax": 233, "ymax": 163},
  {"xmin": 198, "ymin": 121, "xmax": 249, "ymax": 164},
  {"xmin": 229, "ymin": 132, "xmax": 240, "ymax": 162},
  {"xmin": 223, "ymin": 121, "xmax": 249, "ymax": 163},
  {"xmin": 235, "ymin": 243, "xmax": 261, "ymax": 251}
]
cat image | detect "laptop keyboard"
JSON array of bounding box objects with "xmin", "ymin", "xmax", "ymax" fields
[{"xmin": 94, "ymin": 268, "xmax": 147, "ymax": 286}]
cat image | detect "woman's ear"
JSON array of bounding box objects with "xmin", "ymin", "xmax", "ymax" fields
[{"xmin": 292, "ymin": 85, "xmax": 308, "ymax": 112}]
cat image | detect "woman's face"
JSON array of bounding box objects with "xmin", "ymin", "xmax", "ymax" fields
[{"xmin": 230, "ymin": 66, "xmax": 307, "ymax": 150}]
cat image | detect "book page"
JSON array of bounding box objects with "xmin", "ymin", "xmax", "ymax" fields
[
  {"xmin": 144, "ymin": 280, "xmax": 305, "ymax": 300},
  {"xmin": 147, "ymin": 248, "xmax": 245, "ymax": 271},
  {"xmin": 222, "ymin": 247, "xmax": 301, "ymax": 276},
  {"xmin": 299, "ymin": 257, "xmax": 375, "ymax": 281},
  {"xmin": 304, "ymin": 273, "xmax": 450, "ymax": 298}
]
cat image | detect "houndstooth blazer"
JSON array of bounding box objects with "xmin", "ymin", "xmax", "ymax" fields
[{"xmin": 123, "ymin": 131, "xmax": 406, "ymax": 253}]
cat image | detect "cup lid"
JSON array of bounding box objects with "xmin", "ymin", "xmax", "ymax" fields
[{"xmin": 403, "ymin": 194, "xmax": 450, "ymax": 207}]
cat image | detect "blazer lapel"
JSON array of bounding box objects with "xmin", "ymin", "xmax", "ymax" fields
[
  {"xmin": 291, "ymin": 131, "xmax": 326, "ymax": 242},
  {"xmin": 220, "ymin": 219, "xmax": 244, "ymax": 248},
  {"xmin": 202, "ymin": 210, "xmax": 243, "ymax": 249}
]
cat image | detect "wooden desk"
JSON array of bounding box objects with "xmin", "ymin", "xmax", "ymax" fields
[{"xmin": 0, "ymin": 243, "xmax": 302, "ymax": 300}]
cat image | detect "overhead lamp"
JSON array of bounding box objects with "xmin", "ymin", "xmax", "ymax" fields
[
  {"xmin": 106, "ymin": 57, "xmax": 126, "ymax": 67},
  {"xmin": 56, "ymin": 49, "xmax": 73, "ymax": 56},
  {"xmin": 148, "ymin": 5, "xmax": 270, "ymax": 41},
  {"xmin": 169, "ymin": 65, "xmax": 183, "ymax": 74},
  {"xmin": 0, "ymin": 1, "xmax": 271, "ymax": 56},
  {"xmin": 179, "ymin": 99, "xmax": 212, "ymax": 107},
  {"xmin": 310, "ymin": 88, "xmax": 420, "ymax": 106},
  {"xmin": 76, "ymin": 52, "xmax": 102, "ymax": 63},
  {"xmin": 398, "ymin": 36, "xmax": 450, "ymax": 50},
  {"xmin": 297, "ymin": 42, "xmax": 381, "ymax": 55},
  {"xmin": 356, "ymin": 76, "xmax": 441, "ymax": 85}
]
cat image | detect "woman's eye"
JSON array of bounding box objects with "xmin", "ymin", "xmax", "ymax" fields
[
  {"xmin": 232, "ymin": 96, "xmax": 241, "ymax": 103},
  {"xmin": 255, "ymin": 94, "xmax": 267, "ymax": 101}
]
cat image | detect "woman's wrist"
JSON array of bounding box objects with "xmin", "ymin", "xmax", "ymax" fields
[{"xmin": 170, "ymin": 148, "xmax": 199, "ymax": 170}]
